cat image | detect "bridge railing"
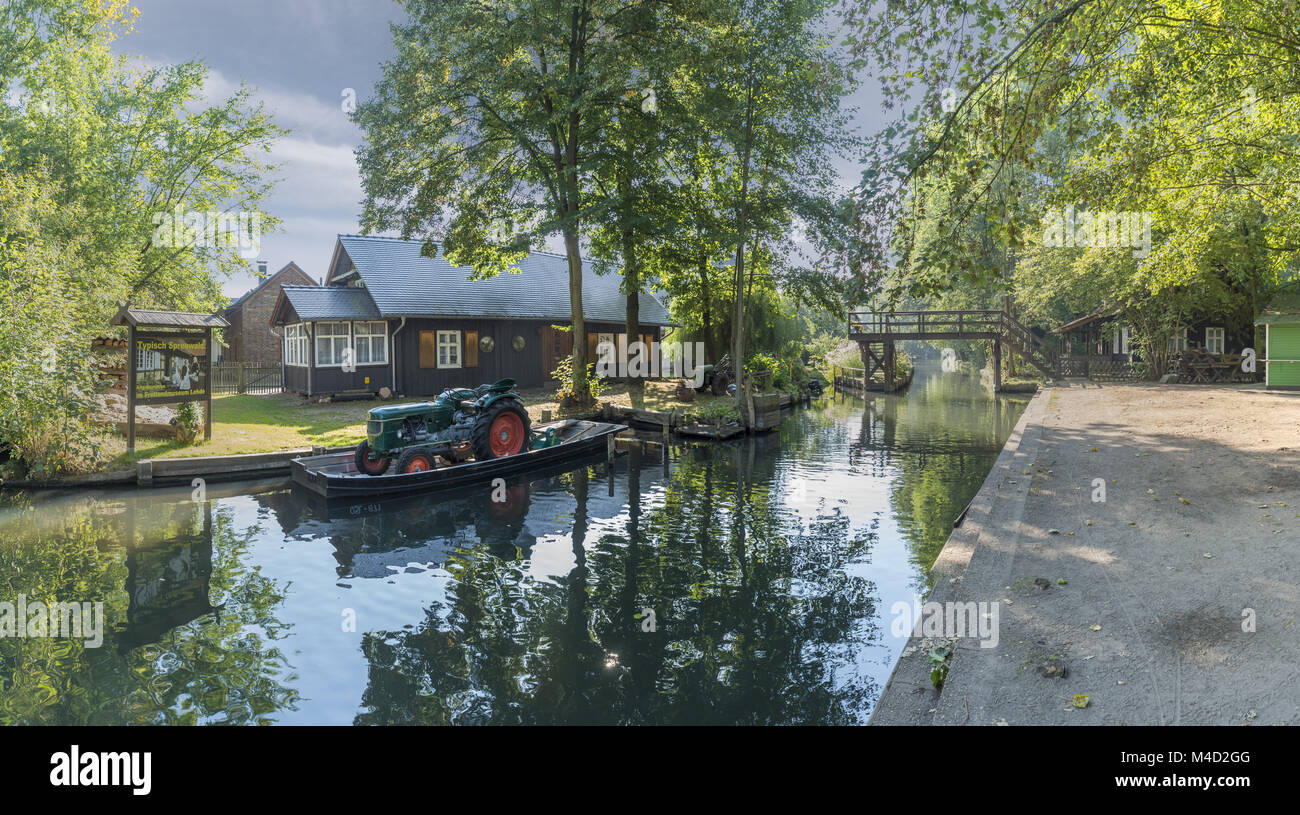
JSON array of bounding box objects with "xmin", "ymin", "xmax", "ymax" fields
[{"xmin": 848, "ymin": 310, "xmax": 1004, "ymax": 336}]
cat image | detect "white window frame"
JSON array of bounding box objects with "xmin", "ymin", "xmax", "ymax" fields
[
  {"xmin": 1206, "ymin": 326, "xmax": 1225, "ymax": 355},
  {"xmin": 437, "ymin": 330, "xmax": 461, "ymax": 369},
  {"xmin": 315, "ymin": 321, "xmax": 351, "ymax": 367},
  {"xmin": 284, "ymin": 323, "xmax": 309, "ymax": 367},
  {"xmin": 351, "ymin": 321, "xmax": 388, "ymax": 366},
  {"xmin": 1112, "ymin": 325, "xmax": 1130, "ymax": 356}
]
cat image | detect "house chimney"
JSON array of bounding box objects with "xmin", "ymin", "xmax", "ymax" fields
[{"xmin": 257, "ymin": 260, "xmax": 268, "ymax": 278}]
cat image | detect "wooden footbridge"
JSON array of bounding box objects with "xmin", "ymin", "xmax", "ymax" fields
[{"xmin": 848, "ymin": 309, "xmax": 1058, "ymax": 392}]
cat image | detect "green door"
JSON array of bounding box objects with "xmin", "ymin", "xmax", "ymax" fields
[{"xmin": 1268, "ymin": 324, "xmax": 1300, "ymax": 387}]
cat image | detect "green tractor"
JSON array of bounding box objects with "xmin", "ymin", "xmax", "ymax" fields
[
  {"xmin": 696, "ymin": 353, "xmax": 735, "ymax": 396},
  {"xmin": 353, "ymin": 379, "xmax": 535, "ymax": 475}
]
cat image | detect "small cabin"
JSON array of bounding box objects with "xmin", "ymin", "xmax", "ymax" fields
[
  {"xmin": 1256, "ymin": 290, "xmax": 1300, "ymax": 389},
  {"xmin": 269, "ymin": 235, "xmax": 673, "ymax": 399}
]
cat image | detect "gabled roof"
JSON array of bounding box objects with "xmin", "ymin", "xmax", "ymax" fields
[
  {"xmin": 111, "ymin": 306, "xmax": 228, "ymax": 329},
  {"xmin": 328, "ymin": 235, "xmax": 672, "ymax": 325},
  {"xmin": 1053, "ymin": 307, "xmax": 1121, "ymax": 334},
  {"xmin": 1256, "ymin": 290, "xmax": 1300, "ymax": 325},
  {"xmin": 225, "ymin": 261, "xmax": 314, "ymax": 314},
  {"xmin": 276, "ymin": 285, "xmax": 381, "ymax": 322}
]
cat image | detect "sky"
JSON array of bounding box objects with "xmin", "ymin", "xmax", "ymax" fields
[{"xmin": 114, "ymin": 1, "xmax": 885, "ymax": 300}]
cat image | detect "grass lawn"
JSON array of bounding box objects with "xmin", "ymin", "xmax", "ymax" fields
[{"xmin": 97, "ymin": 379, "xmax": 741, "ymax": 470}]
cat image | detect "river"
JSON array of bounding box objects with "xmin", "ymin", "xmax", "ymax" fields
[{"xmin": 0, "ymin": 361, "xmax": 1028, "ymax": 724}]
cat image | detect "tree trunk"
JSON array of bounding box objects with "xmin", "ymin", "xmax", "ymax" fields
[
  {"xmin": 623, "ymin": 231, "xmax": 641, "ymax": 394},
  {"xmin": 698, "ymin": 257, "xmax": 712, "ymax": 362},
  {"xmin": 565, "ymin": 223, "xmax": 586, "ymax": 399},
  {"xmin": 732, "ymin": 74, "xmax": 756, "ymax": 416}
]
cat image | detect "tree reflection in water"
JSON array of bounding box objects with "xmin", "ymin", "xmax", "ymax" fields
[
  {"xmin": 0, "ymin": 488, "xmax": 298, "ymax": 724},
  {"xmin": 0, "ymin": 363, "xmax": 1027, "ymax": 724}
]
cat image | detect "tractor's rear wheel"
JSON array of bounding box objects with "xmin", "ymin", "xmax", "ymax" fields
[
  {"xmin": 471, "ymin": 399, "xmax": 531, "ymax": 460},
  {"xmin": 395, "ymin": 447, "xmax": 438, "ymax": 474},
  {"xmin": 710, "ymin": 373, "xmax": 731, "ymax": 397},
  {"xmin": 354, "ymin": 440, "xmax": 391, "ymax": 476}
]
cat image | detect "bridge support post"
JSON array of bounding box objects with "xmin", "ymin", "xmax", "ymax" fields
[
  {"xmin": 884, "ymin": 340, "xmax": 895, "ymax": 392},
  {"xmin": 993, "ymin": 340, "xmax": 1002, "ymax": 392}
]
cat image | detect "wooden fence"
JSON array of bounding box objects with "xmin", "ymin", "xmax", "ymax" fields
[
  {"xmin": 213, "ymin": 363, "xmax": 282, "ymax": 395},
  {"xmin": 1058, "ymin": 356, "xmax": 1141, "ymax": 380}
]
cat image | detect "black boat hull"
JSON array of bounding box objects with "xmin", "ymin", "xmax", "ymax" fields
[{"xmin": 290, "ymin": 419, "xmax": 626, "ymax": 499}]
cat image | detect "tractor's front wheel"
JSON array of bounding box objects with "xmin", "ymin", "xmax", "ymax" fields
[
  {"xmin": 395, "ymin": 447, "xmax": 438, "ymax": 474},
  {"xmin": 471, "ymin": 399, "xmax": 531, "ymax": 460},
  {"xmin": 354, "ymin": 440, "xmax": 391, "ymax": 476}
]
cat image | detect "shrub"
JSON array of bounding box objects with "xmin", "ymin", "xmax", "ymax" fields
[
  {"xmin": 0, "ymin": 236, "xmax": 104, "ymax": 477},
  {"xmin": 172, "ymin": 402, "xmax": 202, "ymax": 443},
  {"xmin": 551, "ymin": 355, "xmax": 605, "ymax": 405}
]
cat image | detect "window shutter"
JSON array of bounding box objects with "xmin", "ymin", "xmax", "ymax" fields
[
  {"xmin": 419, "ymin": 331, "xmax": 437, "ymax": 368},
  {"xmin": 465, "ymin": 330, "xmax": 479, "ymax": 368},
  {"xmin": 587, "ymin": 333, "xmax": 598, "ymax": 369}
]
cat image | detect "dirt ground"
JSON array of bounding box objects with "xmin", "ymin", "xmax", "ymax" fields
[{"xmin": 873, "ymin": 381, "xmax": 1300, "ymax": 725}]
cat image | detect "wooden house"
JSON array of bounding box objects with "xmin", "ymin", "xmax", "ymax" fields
[{"xmin": 269, "ymin": 235, "xmax": 673, "ymax": 398}]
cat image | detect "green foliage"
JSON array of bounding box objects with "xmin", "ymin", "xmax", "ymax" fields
[
  {"xmin": 550, "ymin": 356, "xmax": 604, "ymax": 405},
  {"xmin": 0, "ymin": 224, "xmax": 102, "ymax": 478},
  {"xmin": 0, "ymin": 1, "xmax": 282, "ymax": 473},
  {"xmin": 926, "ymin": 645, "xmax": 951, "ymax": 690},
  {"xmin": 845, "ymin": 0, "xmax": 1300, "ymax": 368},
  {"xmin": 173, "ymin": 402, "xmax": 201, "ymax": 443}
]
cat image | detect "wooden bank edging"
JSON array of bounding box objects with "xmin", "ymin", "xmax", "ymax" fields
[
  {"xmin": 866, "ymin": 386, "xmax": 1050, "ymax": 726},
  {"xmin": 135, "ymin": 446, "xmax": 357, "ymax": 487},
  {"xmin": 1, "ymin": 445, "xmax": 357, "ymax": 491},
  {"xmin": 595, "ymin": 388, "xmax": 814, "ymax": 437}
]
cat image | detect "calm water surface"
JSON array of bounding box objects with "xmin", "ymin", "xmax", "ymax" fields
[{"xmin": 0, "ymin": 362, "xmax": 1027, "ymax": 724}]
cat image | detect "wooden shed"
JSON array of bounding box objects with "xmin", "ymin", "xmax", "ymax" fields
[{"xmin": 1256, "ymin": 290, "xmax": 1300, "ymax": 389}]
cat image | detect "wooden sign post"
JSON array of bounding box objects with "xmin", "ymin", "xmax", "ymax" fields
[{"xmin": 111, "ymin": 306, "xmax": 228, "ymax": 456}]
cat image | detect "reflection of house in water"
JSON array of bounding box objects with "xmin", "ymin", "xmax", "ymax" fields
[
  {"xmin": 119, "ymin": 502, "xmax": 222, "ymax": 652},
  {"xmin": 254, "ymin": 454, "xmax": 660, "ymax": 579}
]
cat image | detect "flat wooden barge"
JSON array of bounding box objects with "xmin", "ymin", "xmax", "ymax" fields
[{"xmin": 291, "ymin": 419, "xmax": 626, "ymax": 499}]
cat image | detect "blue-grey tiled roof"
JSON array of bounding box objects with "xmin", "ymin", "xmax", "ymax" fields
[
  {"xmin": 280, "ymin": 285, "xmax": 381, "ymax": 321},
  {"xmin": 335, "ymin": 235, "xmax": 672, "ymax": 325}
]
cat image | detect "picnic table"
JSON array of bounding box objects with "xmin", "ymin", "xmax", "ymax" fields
[{"xmin": 1174, "ymin": 349, "xmax": 1243, "ymax": 383}]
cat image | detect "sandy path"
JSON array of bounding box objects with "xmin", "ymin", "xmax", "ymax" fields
[{"xmin": 874, "ymin": 382, "xmax": 1300, "ymax": 725}]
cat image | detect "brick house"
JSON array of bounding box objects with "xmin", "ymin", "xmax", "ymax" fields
[{"xmin": 222, "ymin": 261, "xmax": 316, "ymax": 365}]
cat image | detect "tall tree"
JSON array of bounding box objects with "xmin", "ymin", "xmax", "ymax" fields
[
  {"xmin": 356, "ymin": 0, "xmax": 657, "ymax": 403},
  {"xmin": 703, "ymin": 0, "xmax": 856, "ymax": 409}
]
